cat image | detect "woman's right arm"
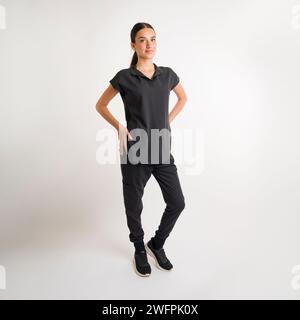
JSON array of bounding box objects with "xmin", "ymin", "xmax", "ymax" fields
[
  {"xmin": 95, "ymin": 84, "xmax": 121, "ymax": 132},
  {"xmin": 95, "ymin": 84, "xmax": 134, "ymax": 154}
]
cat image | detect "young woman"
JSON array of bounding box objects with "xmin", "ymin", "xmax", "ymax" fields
[{"xmin": 96, "ymin": 22, "xmax": 187, "ymax": 277}]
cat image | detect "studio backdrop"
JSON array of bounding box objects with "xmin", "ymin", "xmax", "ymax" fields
[{"xmin": 0, "ymin": 0, "xmax": 300, "ymax": 299}]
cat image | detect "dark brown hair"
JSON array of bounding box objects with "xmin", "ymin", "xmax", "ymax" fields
[{"xmin": 130, "ymin": 22, "xmax": 155, "ymax": 68}]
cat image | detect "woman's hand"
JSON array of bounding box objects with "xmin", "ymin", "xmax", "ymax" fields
[{"xmin": 118, "ymin": 123, "xmax": 135, "ymax": 155}]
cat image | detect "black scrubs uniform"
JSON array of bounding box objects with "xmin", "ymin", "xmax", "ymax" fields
[{"xmin": 109, "ymin": 63, "xmax": 185, "ymax": 248}]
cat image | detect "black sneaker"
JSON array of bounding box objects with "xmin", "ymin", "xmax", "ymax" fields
[
  {"xmin": 145, "ymin": 240, "xmax": 173, "ymax": 271},
  {"xmin": 132, "ymin": 250, "xmax": 151, "ymax": 277}
]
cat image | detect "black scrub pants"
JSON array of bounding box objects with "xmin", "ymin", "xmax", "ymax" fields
[{"xmin": 120, "ymin": 155, "xmax": 185, "ymax": 247}]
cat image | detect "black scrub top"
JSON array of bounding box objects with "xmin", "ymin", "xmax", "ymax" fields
[{"xmin": 109, "ymin": 63, "xmax": 180, "ymax": 165}]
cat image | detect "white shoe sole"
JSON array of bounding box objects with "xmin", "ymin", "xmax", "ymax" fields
[
  {"xmin": 145, "ymin": 243, "xmax": 173, "ymax": 272},
  {"xmin": 132, "ymin": 256, "xmax": 151, "ymax": 277}
]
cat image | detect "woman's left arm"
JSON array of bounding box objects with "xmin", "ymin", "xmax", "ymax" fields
[{"xmin": 168, "ymin": 83, "xmax": 188, "ymax": 124}]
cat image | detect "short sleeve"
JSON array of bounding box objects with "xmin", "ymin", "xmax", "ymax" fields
[
  {"xmin": 109, "ymin": 71, "xmax": 122, "ymax": 92},
  {"xmin": 169, "ymin": 67, "xmax": 180, "ymax": 90}
]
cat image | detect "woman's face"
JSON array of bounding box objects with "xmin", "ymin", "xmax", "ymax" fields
[{"xmin": 131, "ymin": 28, "xmax": 157, "ymax": 60}]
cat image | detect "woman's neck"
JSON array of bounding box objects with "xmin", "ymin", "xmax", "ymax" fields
[{"xmin": 136, "ymin": 59, "xmax": 154, "ymax": 72}]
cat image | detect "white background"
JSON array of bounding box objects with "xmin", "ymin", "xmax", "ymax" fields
[{"xmin": 0, "ymin": 0, "xmax": 300, "ymax": 299}]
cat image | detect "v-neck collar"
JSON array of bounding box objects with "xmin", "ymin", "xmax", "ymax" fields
[{"xmin": 129, "ymin": 63, "xmax": 162, "ymax": 80}]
